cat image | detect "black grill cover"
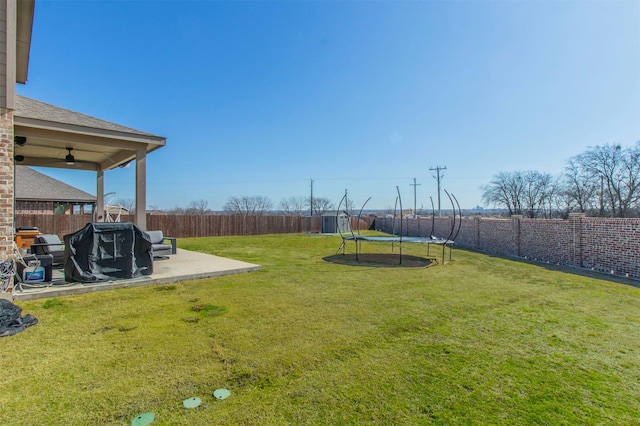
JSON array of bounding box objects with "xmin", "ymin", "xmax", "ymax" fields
[
  {"xmin": 64, "ymin": 222, "xmax": 153, "ymax": 283},
  {"xmin": 0, "ymin": 299, "xmax": 38, "ymax": 337}
]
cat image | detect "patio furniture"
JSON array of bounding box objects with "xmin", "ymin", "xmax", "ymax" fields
[
  {"xmin": 30, "ymin": 234, "xmax": 65, "ymax": 266},
  {"xmin": 146, "ymin": 230, "xmax": 177, "ymax": 258}
]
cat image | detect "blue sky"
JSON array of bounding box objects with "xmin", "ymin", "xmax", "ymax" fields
[{"xmin": 17, "ymin": 0, "xmax": 640, "ymax": 211}]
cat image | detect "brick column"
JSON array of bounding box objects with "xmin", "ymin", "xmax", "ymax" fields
[
  {"xmin": 569, "ymin": 213, "xmax": 585, "ymax": 268},
  {"xmin": 0, "ymin": 107, "xmax": 14, "ymax": 260},
  {"xmin": 511, "ymin": 215, "xmax": 522, "ymax": 257}
]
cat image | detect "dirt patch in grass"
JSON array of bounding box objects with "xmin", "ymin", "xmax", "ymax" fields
[
  {"xmin": 191, "ymin": 304, "xmax": 227, "ymax": 317},
  {"xmin": 154, "ymin": 285, "xmax": 176, "ymax": 291},
  {"xmin": 323, "ymin": 253, "xmax": 436, "ymax": 268}
]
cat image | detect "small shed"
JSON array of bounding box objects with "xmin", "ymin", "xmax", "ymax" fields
[{"xmin": 321, "ymin": 211, "xmax": 351, "ymax": 234}]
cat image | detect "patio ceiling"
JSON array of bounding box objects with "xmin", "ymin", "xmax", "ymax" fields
[
  {"xmin": 13, "ymin": 96, "xmax": 165, "ymax": 171},
  {"xmin": 16, "ymin": 0, "xmax": 35, "ymax": 85}
]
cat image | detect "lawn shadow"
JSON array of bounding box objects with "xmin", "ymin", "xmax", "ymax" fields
[
  {"xmin": 536, "ymin": 261, "xmax": 640, "ymax": 289},
  {"xmin": 323, "ymin": 253, "xmax": 436, "ymax": 268},
  {"xmin": 461, "ymin": 247, "xmax": 640, "ymax": 289}
]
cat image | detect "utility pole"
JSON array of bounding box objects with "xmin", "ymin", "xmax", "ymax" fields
[
  {"xmin": 344, "ymin": 188, "xmax": 348, "ymax": 213},
  {"xmin": 409, "ymin": 178, "xmax": 421, "ymax": 216},
  {"xmin": 429, "ymin": 165, "xmax": 447, "ymax": 217},
  {"xmin": 310, "ymin": 179, "xmax": 314, "ymax": 216}
]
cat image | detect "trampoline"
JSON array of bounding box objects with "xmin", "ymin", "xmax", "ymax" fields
[{"xmin": 335, "ymin": 187, "xmax": 461, "ymax": 265}]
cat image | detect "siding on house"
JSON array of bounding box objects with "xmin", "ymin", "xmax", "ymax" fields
[{"xmin": 15, "ymin": 200, "xmax": 54, "ymax": 215}]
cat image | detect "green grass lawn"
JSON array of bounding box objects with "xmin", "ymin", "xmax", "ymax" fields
[{"xmin": 2, "ymin": 234, "xmax": 639, "ymax": 425}]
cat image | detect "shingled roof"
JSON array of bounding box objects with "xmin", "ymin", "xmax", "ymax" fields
[
  {"xmin": 15, "ymin": 95, "xmax": 157, "ymax": 137},
  {"xmin": 15, "ymin": 166, "xmax": 96, "ymax": 203}
]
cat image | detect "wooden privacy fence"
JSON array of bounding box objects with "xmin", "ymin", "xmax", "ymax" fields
[
  {"xmin": 15, "ymin": 214, "xmax": 374, "ymax": 239},
  {"xmin": 145, "ymin": 215, "xmax": 322, "ymax": 238},
  {"xmin": 16, "ymin": 214, "xmax": 94, "ymax": 239}
]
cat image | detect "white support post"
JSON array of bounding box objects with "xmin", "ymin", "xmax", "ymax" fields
[
  {"xmin": 96, "ymin": 168, "xmax": 104, "ymax": 221},
  {"xmin": 135, "ymin": 146, "xmax": 147, "ymax": 230}
]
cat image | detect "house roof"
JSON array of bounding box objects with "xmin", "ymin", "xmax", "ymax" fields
[
  {"xmin": 15, "ymin": 166, "xmax": 96, "ymax": 203},
  {"xmin": 13, "ymin": 95, "xmax": 166, "ymax": 171},
  {"xmin": 15, "ymin": 96, "xmax": 158, "ymax": 137}
]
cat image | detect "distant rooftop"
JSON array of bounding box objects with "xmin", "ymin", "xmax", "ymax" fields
[{"xmin": 16, "ymin": 166, "xmax": 96, "ymax": 203}]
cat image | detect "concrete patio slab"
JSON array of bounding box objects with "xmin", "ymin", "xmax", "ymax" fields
[{"xmin": 9, "ymin": 248, "xmax": 261, "ymax": 301}]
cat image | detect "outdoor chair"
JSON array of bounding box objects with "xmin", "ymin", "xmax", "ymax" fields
[
  {"xmin": 145, "ymin": 230, "xmax": 177, "ymax": 258},
  {"xmin": 30, "ymin": 234, "xmax": 65, "ymax": 266}
]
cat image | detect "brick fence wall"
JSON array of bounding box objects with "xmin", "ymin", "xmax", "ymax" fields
[{"xmin": 375, "ymin": 213, "xmax": 640, "ymax": 280}]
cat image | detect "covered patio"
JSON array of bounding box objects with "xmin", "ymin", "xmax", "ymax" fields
[
  {"xmin": 13, "ymin": 95, "xmax": 166, "ymax": 230},
  {"xmin": 10, "ymin": 248, "xmax": 261, "ymax": 301},
  {"xmin": 0, "ymin": 1, "xmax": 264, "ymax": 298}
]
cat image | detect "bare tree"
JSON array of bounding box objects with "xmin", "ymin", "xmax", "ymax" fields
[
  {"xmin": 483, "ymin": 171, "xmax": 563, "ymax": 218},
  {"xmin": 572, "ymin": 143, "xmax": 640, "ymax": 217},
  {"xmin": 308, "ymin": 196, "xmax": 333, "ymax": 215},
  {"xmin": 539, "ymin": 175, "xmax": 562, "ymax": 218},
  {"xmin": 481, "ymin": 171, "xmax": 524, "ymax": 216},
  {"xmin": 117, "ymin": 198, "xmax": 135, "ymax": 213},
  {"xmin": 223, "ymin": 195, "xmax": 273, "ymax": 216},
  {"xmin": 482, "ymin": 142, "xmax": 640, "ymax": 218},
  {"xmin": 279, "ymin": 196, "xmax": 307, "ymax": 216},
  {"xmin": 560, "ymin": 157, "xmax": 599, "ymax": 215},
  {"xmin": 186, "ymin": 199, "xmax": 209, "ymax": 215},
  {"xmin": 522, "ymin": 171, "xmax": 554, "ymax": 218},
  {"xmin": 168, "ymin": 205, "xmax": 185, "ymax": 215}
]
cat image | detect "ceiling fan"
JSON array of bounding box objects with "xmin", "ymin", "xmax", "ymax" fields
[
  {"xmin": 14, "ymin": 146, "xmax": 97, "ymax": 168},
  {"xmin": 62, "ymin": 147, "xmax": 124, "ymax": 167},
  {"xmin": 65, "ymin": 147, "xmax": 76, "ymax": 165},
  {"xmin": 59, "ymin": 147, "xmax": 97, "ymax": 166}
]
